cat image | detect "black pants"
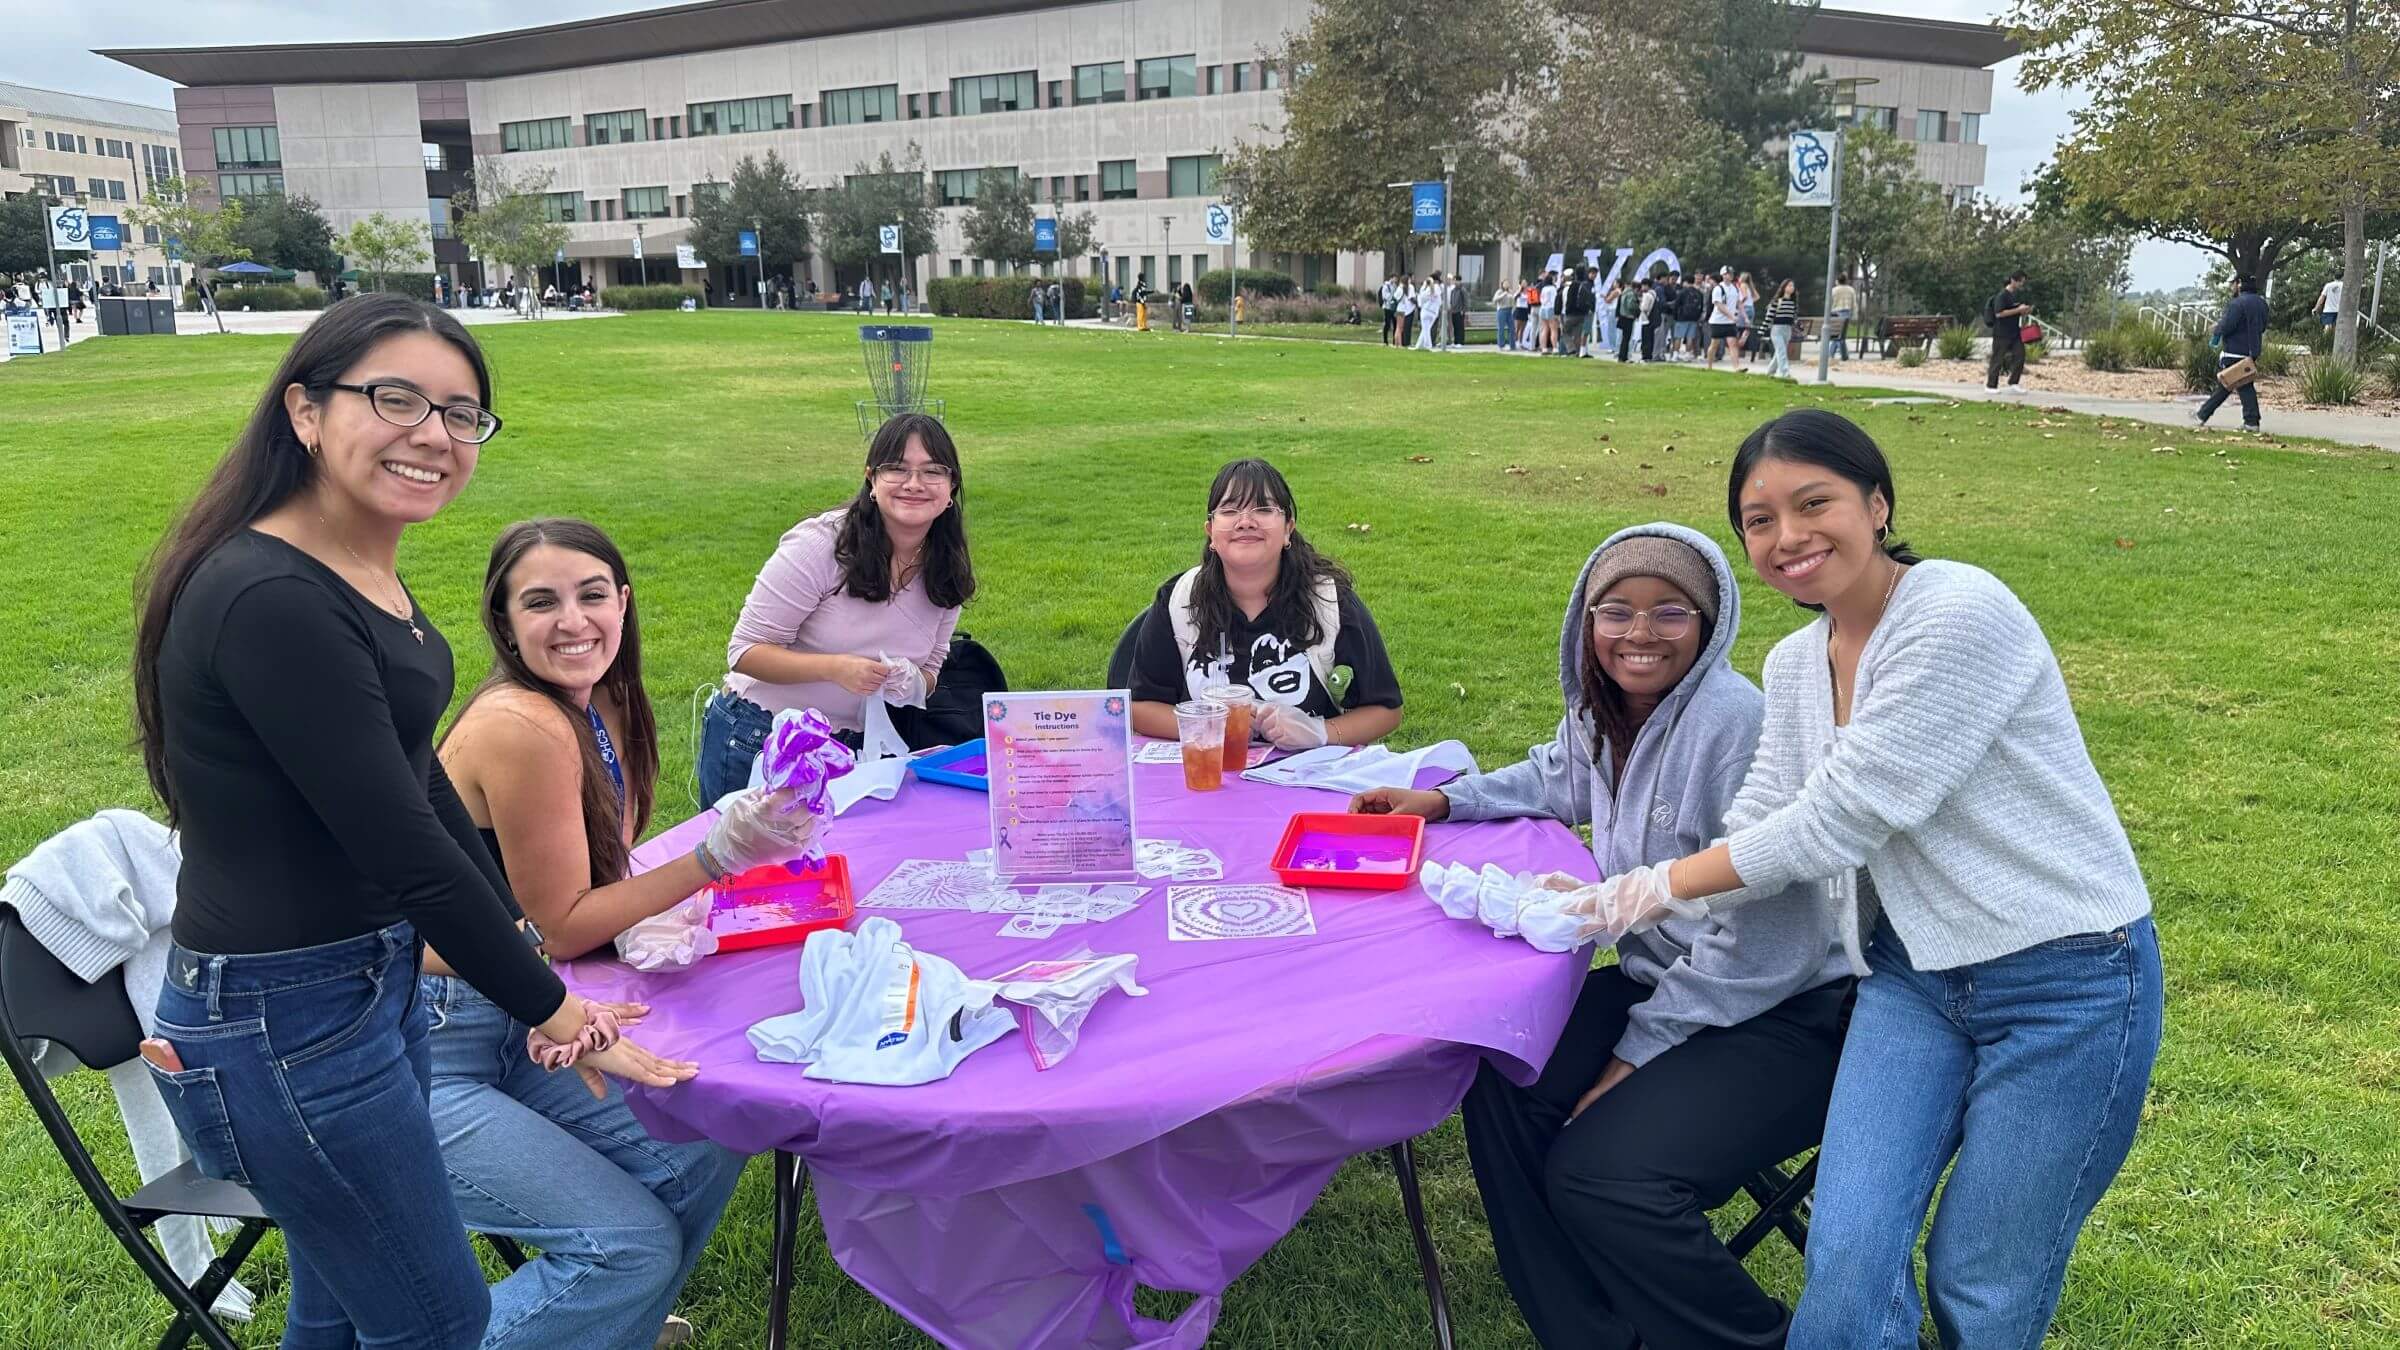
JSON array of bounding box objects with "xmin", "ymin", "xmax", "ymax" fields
[
  {"xmin": 2195, "ymin": 354, "xmax": 2262, "ymax": 427},
  {"xmin": 1382, "ymin": 306, "xmax": 1398, "ymax": 343},
  {"xmin": 1985, "ymin": 334, "xmax": 2024, "ymax": 388},
  {"xmin": 1463, "ymin": 966, "xmax": 1853, "ymax": 1350},
  {"xmin": 1452, "ymin": 307, "xmax": 1467, "ymax": 346},
  {"xmin": 1616, "ymin": 318, "xmax": 1636, "ymax": 361}
]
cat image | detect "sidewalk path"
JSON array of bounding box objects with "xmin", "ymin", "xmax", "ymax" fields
[{"xmin": 25, "ymin": 302, "xmax": 619, "ymax": 352}]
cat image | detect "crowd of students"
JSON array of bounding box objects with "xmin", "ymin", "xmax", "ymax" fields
[{"xmin": 128, "ymin": 293, "xmax": 2161, "ymax": 1349}]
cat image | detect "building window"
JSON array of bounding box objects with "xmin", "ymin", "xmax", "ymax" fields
[
  {"xmin": 938, "ymin": 168, "xmax": 982, "ymax": 206},
  {"xmin": 587, "ymin": 109, "xmax": 645, "ymax": 146},
  {"xmin": 213, "ymin": 125, "xmax": 281, "ymax": 169},
  {"xmin": 108, "ymin": 180, "xmax": 126, "ymax": 201},
  {"xmin": 1960, "ymin": 112, "xmax": 1982, "ymax": 144},
  {"xmin": 1099, "ymin": 159, "xmax": 1138, "ymax": 200},
  {"xmin": 75, "ymin": 135, "xmax": 88, "ymax": 154},
  {"xmin": 1049, "ymin": 175, "xmax": 1066, "ymax": 201},
  {"xmin": 1137, "ymin": 56, "xmax": 1197, "ymax": 101},
  {"xmin": 1915, "ymin": 109, "xmax": 1947, "ymax": 142},
  {"xmin": 1233, "ymin": 63, "xmax": 1250, "ymax": 93},
  {"xmin": 949, "ymin": 259, "xmax": 962, "ymax": 276},
  {"xmin": 908, "ymin": 93, "xmax": 923, "ymax": 119},
  {"xmin": 1847, "ymin": 105, "xmax": 1897, "ymax": 134},
  {"xmin": 1207, "ymin": 65, "xmax": 1223, "ymax": 95},
  {"xmin": 501, "ymin": 117, "xmax": 571, "ymax": 153},
  {"xmin": 89, "ymin": 178, "xmax": 107, "ymax": 197},
  {"xmin": 1073, "ymin": 173, "xmax": 1090, "ymax": 202},
  {"xmin": 1073, "ymin": 63, "xmax": 1124, "ymax": 106},
  {"xmin": 692, "ymin": 180, "xmax": 730, "ymax": 207},
  {"xmin": 43, "ymin": 131, "xmax": 55, "ymax": 151},
  {"xmin": 217, "ymin": 172, "xmax": 284, "ymax": 199},
  {"xmin": 143, "ymin": 224, "xmax": 161, "ymax": 244},
  {"xmin": 1263, "ymin": 63, "xmax": 1282, "ymax": 90},
  {"xmin": 1167, "ymin": 154, "xmax": 1220, "ymax": 197},
  {"xmin": 623, "ymin": 186, "xmax": 670, "ymax": 219},
  {"xmin": 821, "ymin": 85, "xmax": 898, "ymax": 126},
  {"xmin": 1046, "ymin": 79, "xmax": 1063, "ymax": 107},
  {"xmin": 928, "ymin": 92, "xmax": 944, "ymax": 117},
  {"xmin": 541, "ymin": 191, "xmax": 581, "ymax": 223},
  {"xmin": 950, "ymin": 72, "xmax": 1037, "ymax": 116},
  {"xmin": 689, "ymin": 95, "xmax": 795, "ymax": 136}
]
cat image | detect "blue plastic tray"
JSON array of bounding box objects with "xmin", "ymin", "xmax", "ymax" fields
[{"xmin": 911, "ymin": 738, "xmax": 989, "ymax": 791}]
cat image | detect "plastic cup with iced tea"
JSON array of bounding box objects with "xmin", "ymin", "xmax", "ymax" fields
[
  {"xmin": 1198, "ymin": 684, "xmax": 1255, "ymax": 771},
  {"xmin": 1174, "ymin": 700, "xmax": 1227, "ymax": 792}
]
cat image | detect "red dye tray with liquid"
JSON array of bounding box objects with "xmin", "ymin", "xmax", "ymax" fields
[
  {"xmin": 1268, "ymin": 813, "xmax": 1425, "ymax": 891},
  {"xmin": 705, "ymin": 854, "xmax": 855, "ymax": 952}
]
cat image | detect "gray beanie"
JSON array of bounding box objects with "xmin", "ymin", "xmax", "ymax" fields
[{"xmin": 1581, "ymin": 536, "xmax": 1720, "ymax": 627}]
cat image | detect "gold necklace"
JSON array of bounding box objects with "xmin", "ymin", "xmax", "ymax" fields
[
  {"xmin": 1829, "ymin": 558, "xmax": 1904, "ymax": 718},
  {"xmin": 318, "ymin": 514, "xmax": 424, "ymax": 644}
]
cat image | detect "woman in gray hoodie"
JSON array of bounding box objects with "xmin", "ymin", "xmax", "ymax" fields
[{"xmin": 1352, "ymin": 523, "xmax": 1850, "ymax": 1350}]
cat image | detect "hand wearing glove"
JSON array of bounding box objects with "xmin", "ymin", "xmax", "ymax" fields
[
  {"xmin": 828, "ymin": 654, "xmax": 896, "ymax": 697},
  {"xmin": 1255, "ymin": 703, "xmax": 1330, "ymax": 750},
  {"xmin": 696, "ymin": 785, "xmax": 820, "ymax": 878},
  {"xmin": 876, "ymin": 653, "xmax": 928, "ymax": 708},
  {"xmin": 1560, "ymin": 862, "xmax": 1706, "ymax": 943}
]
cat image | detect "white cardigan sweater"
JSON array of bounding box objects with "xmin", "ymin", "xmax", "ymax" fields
[{"xmin": 1718, "ymin": 560, "xmax": 2151, "ymax": 973}]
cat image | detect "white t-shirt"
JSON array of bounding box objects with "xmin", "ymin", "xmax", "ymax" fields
[
  {"xmin": 1711, "ymin": 283, "xmax": 1741, "ymax": 323},
  {"xmin": 1539, "ymin": 284, "xmax": 1558, "ymax": 310},
  {"xmin": 2319, "ymin": 280, "xmax": 2342, "ymax": 313}
]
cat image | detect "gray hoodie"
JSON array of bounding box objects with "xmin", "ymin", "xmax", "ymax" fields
[{"xmin": 1441, "ymin": 522, "xmax": 1850, "ymax": 1067}]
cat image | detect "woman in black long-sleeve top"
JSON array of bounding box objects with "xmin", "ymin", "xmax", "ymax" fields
[{"xmin": 130, "ymin": 295, "xmax": 654, "ymax": 1347}]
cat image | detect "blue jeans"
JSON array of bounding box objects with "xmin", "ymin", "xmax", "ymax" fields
[
  {"xmin": 1831, "ymin": 308, "xmax": 1852, "ymax": 360},
  {"xmin": 696, "ymin": 687, "xmax": 774, "ymax": 805},
  {"xmin": 1790, "ymin": 917, "xmax": 2163, "ymax": 1350},
  {"xmin": 1495, "ymin": 307, "xmax": 1515, "ymax": 349},
  {"xmin": 423, "ymin": 976, "xmax": 745, "ymax": 1350},
  {"xmin": 150, "ymin": 923, "xmax": 490, "ymax": 1349}
]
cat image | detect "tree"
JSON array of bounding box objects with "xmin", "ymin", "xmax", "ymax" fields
[
  {"xmin": 1888, "ymin": 197, "xmax": 2131, "ymax": 325},
  {"xmin": 339, "ymin": 212, "xmax": 430, "ymax": 291},
  {"xmin": 123, "ymin": 175, "xmax": 248, "ymax": 269},
  {"xmin": 810, "ymin": 147, "xmax": 941, "ymax": 294},
  {"xmin": 959, "ymin": 167, "xmax": 1097, "ymax": 273},
  {"xmin": 1509, "ymin": 21, "xmax": 1712, "ymax": 248},
  {"xmin": 452, "ymin": 160, "xmax": 572, "ymax": 297},
  {"xmin": 687, "ymin": 151, "xmax": 811, "ymax": 280},
  {"xmin": 1663, "ymin": 0, "xmax": 1832, "ymax": 152},
  {"xmin": 0, "ymin": 193, "xmax": 92, "ymax": 275},
  {"xmin": 230, "ymin": 193, "xmax": 339, "ymax": 276},
  {"xmin": 2010, "ymin": 0, "xmax": 2400, "ymax": 360},
  {"xmin": 1217, "ymin": 0, "xmax": 1541, "ymax": 262}
]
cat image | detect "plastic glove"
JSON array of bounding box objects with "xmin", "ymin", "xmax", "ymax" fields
[
  {"xmin": 876, "ymin": 652, "xmax": 928, "ymax": 708},
  {"xmin": 700, "ymin": 786, "xmax": 821, "ymax": 877},
  {"xmin": 1255, "ymin": 703, "xmax": 1330, "ymax": 749},
  {"xmin": 1559, "ymin": 863, "xmax": 1707, "ymax": 943}
]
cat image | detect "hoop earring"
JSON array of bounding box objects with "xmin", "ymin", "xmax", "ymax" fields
[{"xmin": 1875, "ymin": 524, "xmax": 1888, "ymax": 541}]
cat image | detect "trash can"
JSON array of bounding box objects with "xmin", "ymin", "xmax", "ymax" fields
[
  {"xmin": 147, "ymin": 299, "xmax": 175, "ymax": 335},
  {"xmin": 95, "ymin": 296, "xmax": 132, "ymax": 336}
]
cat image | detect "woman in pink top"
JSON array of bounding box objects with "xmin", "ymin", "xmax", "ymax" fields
[{"xmin": 696, "ymin": 412, "xmax": 975, "ymax": 801}]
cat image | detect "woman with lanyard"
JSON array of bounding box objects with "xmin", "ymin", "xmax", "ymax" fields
[
  {"xmin": 697, "ymin": 411, "xmax": 975, "ymax": 802},
  {"xmin": 431, "ymin": 518, "xmax": 778, "ymax": 1349},
  {"xmin": 1587, "ymin": 409, "xmax": 2163, "ymax": 1348},
  {"xmin": 132, "ymin": 295, "xmax": 812, "ymax": 1345},
  {"xmin": 1127, "ymin": 457, "xmax": 1403, "ymax": 749}
]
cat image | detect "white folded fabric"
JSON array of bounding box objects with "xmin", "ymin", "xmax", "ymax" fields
[
  {"xmin": 1238, "ymin": 740, "xmax": 1479, "ymax": 795},
  {"xmin": 748, "ymin": 917, "xmax": 1013, "ymax": 1085}
]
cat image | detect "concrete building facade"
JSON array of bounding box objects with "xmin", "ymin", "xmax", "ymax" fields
[
  {"xmin": 102, "ymin": 1, "xmax": 2014, "ymax": 300},
  {"xmin": 0, "ymin": 81, "xmax": 186, "ymax": 291}
]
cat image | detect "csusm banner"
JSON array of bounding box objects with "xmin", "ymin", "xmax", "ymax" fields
[{"xmin": 1786, "ymin": 130, "xmax": 1834, "ymax": 207}]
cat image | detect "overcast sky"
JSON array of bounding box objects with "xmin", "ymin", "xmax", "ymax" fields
[{"xmin": 5, "ymin": 0, "xmax": 2209, "ymax": 290}]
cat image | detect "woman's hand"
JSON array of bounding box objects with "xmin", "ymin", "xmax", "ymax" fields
[
  {"xmin": 1350, "ymin": 787, "xmax": 1450, "ymax": 820},
  {"xmin": 571, "ymin": 1033, "xmax": 701, "ymax": 1099},
  {"xmin": 1255, "ymin": 704, "xmax": 1329, "ymax": 749},
  {"xmin": 701, "ymin": 786, "xmax": 820, "ymax": 875},
  {"xmin": 826, "ymin": 654, "xmax": 895, "ymax": 696},
  {"xmin": 1570, "ymin": 1057, "xmax": 1637, "ymax": 1120}
]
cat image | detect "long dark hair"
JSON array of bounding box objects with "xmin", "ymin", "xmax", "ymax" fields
[
  {"xmin": 833, "ymin": 412, "xmax": 975, "ymax": 608},
  {"xmin": 1726, "ymin": 409, "xmax": 1923, "ymax": 613},
  {"xmin": 447, "ymin": 519, "xmax": 658, "ymax": 888},
  {"xmin": 1577, "ymin": 584, "xmax": 1714, "ymax": 767},
  {"xmin": 1187, "ymin": 458, "xmax": 1352, "ymax": 660},
  {"xmin": 133, "ymin": 294, "xmax": 493, "ymax": 821}
]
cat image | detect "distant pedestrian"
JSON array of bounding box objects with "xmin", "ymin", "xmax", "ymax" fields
[
  {"xmin": 1829, "ymin": 274, "xmax": 1857, "ymax": 361},
  {"xmin": 1614, "ymin": 278, "xmax": 1643, "ymax": 362},
  {"xmin": 1493, "ymin": 282, "xmax": 1517, "ymax": 350},
  {"xmin": 1381, "ymin": 276, "xmax": 1400, "ymax": 345},
  {"xmin": 1048, "ymin": 279, "xmax": 1065, "ymax": 325},
  {"xmin": 1985, "ymin": 269, "xmax": 2033, "ymax": 393},
  {"xmin": 2193, "ymin": 274, "xmax": 2268, "ymax": 432},
  {"xmin": 1448, "ymin": 274, "xmax": 1467, "ymax": 348},
  {"xmin": 1766, "ymin": 277, "xmax": 1799, "ymax": 378},
  {"xmin": 1396, "ymin": 276, "xmax": 1417, "ymax": 348},
  {"xmin": 1030, "ymin": 280, "xmax": 1046, "ymax": 323},
  {"xmin": 2315, "ymin": 276, "xmax": 2342, "ymax": 335},
  {"xmin": 1415, "ymin": 272, "xmax": 1445, "ymax": 351},
  {"xmin": 1705, "ymin": 268, "xmax": 1742, "ymax": 370}
]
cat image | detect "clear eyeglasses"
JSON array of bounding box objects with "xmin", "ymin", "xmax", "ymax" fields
[
  {"xmin": 326, "ymin": 382, "xmax": 502, "ymax": 444},
  {"xmin": 872, "ymin": 463, "xmax": 955, "ymax": 486},
  {"xmin": 1209, "ymin": 504, "xmax": 1287, "ymax": 525},
  {"xmin": 1590, "ymin": 603, "xmax": 1697, "ymax": 640}
]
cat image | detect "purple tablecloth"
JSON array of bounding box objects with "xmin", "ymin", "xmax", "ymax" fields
[{"xmin": 564, "ymin": 750, "xmax": 1590, "ymax": 1348}]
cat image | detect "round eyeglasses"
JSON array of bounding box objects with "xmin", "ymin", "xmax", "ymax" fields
[
  {"xmin": 326, "ymin": 382, "xmax": 502, "ymax": 444},
  {"xmin": 872, "ymin": 463, "xmax": 954, "ymax": 487},
  {"xmin": 1590, "ymin": 603, "xmax": 1697, "ymax": 640}
]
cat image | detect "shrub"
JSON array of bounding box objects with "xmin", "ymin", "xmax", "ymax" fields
[
  {"xmin": 2255, "ymin": 342, "xmax": 2294, "ymax": 377},
  {"xmin": 2022, "ymin": 341, "xmax": 2047, "ymax": 364},
  {"xmin": 2180, "ymin": 338, "xmax": 2222, "ymax": 393},
  {"xmin": 925, "ymin": 276, "xmax": 1093, "ymax": 319},
  {"xmin": 188, "ymin": 282, "xmax": 324, "ymax": 311},
  {"xmin": 1896, "ymin": 347, "xmax": 1926, "ymax": 368},
  {"xmin": 1935, "ymin": 324, "xmax": 1976, "ymax": 360},
  {"xmin": 2297, "ymin": 356, "xmax": 2363, "ymax": 405},
  {"xmin": 2384, "ymin": 351, "xmax": 2400, "ymax": 399},
  {"xmin": 2081, "ymin": 331, "xmax": 2129, "ymax": 372},
  {"xmin": 2121, "ymin": 323, "xmax": 2179, "ymax": 368},
  {"xmin": 1196, "ymin": 269, "xmax": 1298, "ymax": 304},
  {"xmin": 370, "ymin": 272, "xmax": 439, "ymax": 302},
  {"xmin": 607, "ymin": 284, "xmax": 705, "ymax": 311}
]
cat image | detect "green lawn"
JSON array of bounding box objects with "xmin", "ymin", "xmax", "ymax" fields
[{"xmin": 1, "ymin": 312, "xmax": 2394, "ymax": 1347}]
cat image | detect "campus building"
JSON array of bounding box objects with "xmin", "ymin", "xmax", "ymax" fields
[
  {"xmin": 0, "ymin": 81, "xmax": 186, "ymax": 292},
  {"xmin": 101, "ymin": 0, "xmax": 2016, "ymax": 299}
]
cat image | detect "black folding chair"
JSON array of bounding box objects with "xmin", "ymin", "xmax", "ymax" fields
[
  {"xmin": 0, "ymin": 908, "xmax": 528, "ymax": 1349},
  {"xmin": 1104, "ymin": 613, "xmax": 1144, "ymax": 688},
  {"xmin": 1728, "ymin": 1152, "xmax": 1819, "ymax": 1259}
]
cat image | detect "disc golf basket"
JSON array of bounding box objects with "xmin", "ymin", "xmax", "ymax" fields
[{"xmin": 857, "ymin": 324, "xmax": 944, "ymax": 436}]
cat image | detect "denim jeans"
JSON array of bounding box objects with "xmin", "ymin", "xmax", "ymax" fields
[
  {"xmin": 150, "ymin": 923, "xmax": 490, "ymax": 1349},
  {"xmin": 1495, "ymin": 307, "xmax": 1515, "ymax": 349},
  {"xmin": 1830, "ymin": 308, "xmax": 1852, "ymax": 360},
  {"xmin": 1790, "ymin": 917, "xmax": 2163, "ymax": 1350},
  {"xmin": 1771, "ymin": 323, "xmax": 1793, "ymax": 377},
  {"xmin": 696, "ymin": 687, "xmax": 774, "ymax": 805},
  {"xmin": 422, "ymin": 976, "xmax": 745, "ymax": 1350}
]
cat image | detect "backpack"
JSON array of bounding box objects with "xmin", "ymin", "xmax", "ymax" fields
[
  {"xmin": 1676, "ymin": 286, "xmax": 1704, "ymax": 322},
  {"xmin": 1616, "ymin": 289, "xmax": 1642, "ymax": 320},
  {"xmin": 888, "ymin": 632, "xmax": 1007, "ymax": 750}
]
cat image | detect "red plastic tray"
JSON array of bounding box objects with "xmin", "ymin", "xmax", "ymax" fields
[
  {"xmin": 1268, "ymin": 813, "xmax": 1424, "ymax": 890},
  {"xmin": 705, "ymin": 855, "xmax": 855, "ymax": 952}
]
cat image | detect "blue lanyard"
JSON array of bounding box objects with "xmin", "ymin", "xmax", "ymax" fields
[{"xmin": 586, "ymin": 704, "xmax": 625, "ymax": 810}]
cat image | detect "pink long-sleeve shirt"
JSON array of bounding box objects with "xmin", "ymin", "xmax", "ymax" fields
[{"xmin": 724, "ymin": 508, "xmax": 960, "ymax": 732}]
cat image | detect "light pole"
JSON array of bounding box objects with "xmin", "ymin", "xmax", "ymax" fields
[
  {"xmin": 1812, "ymin": 76, "xmax": 1878, "ymax": 384},
  {"xmin": 634, "ymin": 221, "xmax": 648, "ymax": 286},
  {"xmin": 21, "ymin": 175, "xmax": 79, "ymax": 352},
  {"xmin": 1440, "ymin": 145, "xmax": 1459, "ymax": 288},
  {"xmin": 1160, "ymin": 215, "xmax": 1176, "ymax": 328}
]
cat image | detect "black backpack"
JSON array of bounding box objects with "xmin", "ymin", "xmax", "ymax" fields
[{"xmin": 888, "ymin": 632, "xmax": 1007, "ymax": 750}]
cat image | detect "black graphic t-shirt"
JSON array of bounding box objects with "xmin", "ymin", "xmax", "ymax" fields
[{"xmin": 1128, "ymin": 575, "xmax": 1404, "ymax": 719}]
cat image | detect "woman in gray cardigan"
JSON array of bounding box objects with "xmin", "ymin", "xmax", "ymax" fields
[
  {"xmin": 1353, "ymin": 523, "xmax": 1851, "ymax": 1349},
  {"xmin": 1596, "ymin": 410, "xmax": 2163, "ymax": 1349}
]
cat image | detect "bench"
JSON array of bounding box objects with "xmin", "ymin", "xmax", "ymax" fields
[{"xmin": 1878, "ymin": 315, "xmax": 1946, "ymax": 356}]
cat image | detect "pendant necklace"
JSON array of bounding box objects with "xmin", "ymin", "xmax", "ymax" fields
[
  {"xmin": 320, "ymin": 514, "xmax": 424, "ymax": 643},
  {"xmin": 1829, "ymin": 558, "xmax": 1903, "ymax": 719}
]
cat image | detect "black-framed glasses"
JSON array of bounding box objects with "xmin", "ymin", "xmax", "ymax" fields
[
  {"xmin": 325, "ymin": 382, "xmax": 502, "ymax": 444},
  {"xmin": 1591, "ymin": 603, "xmax": 1697, "ymax": 640},
  {"xmin": 871, "ymin": 462, "xmax": 954, "ymax": 487}
]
